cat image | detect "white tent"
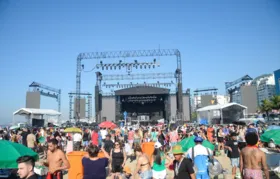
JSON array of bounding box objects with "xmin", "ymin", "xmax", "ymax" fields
[
  {"xmin": 13, "ymin": 108, "xmax": 61, "ymax": 116},
  {"xmin": 13, "ymin": 108, "xmax": 61, "ymax": 125},
  {"xmin": 196, "ymin": 103, "xmax": 247, "ymax": 124}
]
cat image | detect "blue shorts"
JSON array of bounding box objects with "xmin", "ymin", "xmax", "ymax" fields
[
  {"xmin": 231, "ymin": 158, "xmax": 239, "ymax": 167},
  {"xmin": 196, "ymin": 172, "xmax": 209, "ymax": 179},
  {"xmin": 83, "ymin": 141, "xmax": 89, "ymax": 146},
  {"xmin": 140, "ymin": 170, "xmax": 152, "ymax": 179}
]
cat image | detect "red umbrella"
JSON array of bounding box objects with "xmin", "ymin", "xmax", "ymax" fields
[{"xmin": 99, "ymin": 121, "xmax": 117, "ymax": 129}]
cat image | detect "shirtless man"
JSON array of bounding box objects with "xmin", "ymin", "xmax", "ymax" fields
[
  {"xmin": 240, "ymin": 132, "xmax": 269, "ymax": 179},
  {"xmin": 44, "ymin": 138, "xmax": 70, "ymax": 179},
  {"xmin": 134, "ymin": 145, "xmax": 152, "ymax": 179}
]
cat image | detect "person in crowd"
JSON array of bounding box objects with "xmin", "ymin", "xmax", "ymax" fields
[
  {"xmin": 134, "ymin": 129, "xmax": 141, "ymax": 145},
  {"xmin": 217, "ymin": 127, "xmax": 224, "ymax": 151},
  {"xmin": 240, "ymin": 132, "xmax": 269, "ymax": 179},
  {"xmin": 27, "ymin": 129, "xmax": 37, "ymax": 151},
  {"xmin": 207, "ymin": 125, "xmax": 214, "ymax": 143},
  {"xmin": 10, "ymin": 131, "xmax": 18, "ymax": 143},
  {"xmin": 21, "ymin": 128, "xmax": 29, "ymax": 147},
  {"xmin": 44, "ymin": 138, "xmax": 70, "ymax": 179},
  {"xmin": 128, "ymin": 128, "xmax": 134, "ymax": 148},
  {"xmin": 172, "ymin": 145, "xmax": 195, "ymax": 179},
  {"xmin": 142, "ymin": 131, "xmax": 151, "ymax": 143},
  {"xmin": 73, "ymin": 132, "xmax": 82, "ymax": 151},
  {"xmin": 82, "ymin": 129, "xmax": 90, "ymax": 149},
  {"xmin": 17, "ymin": 155, "xmax": 38, "ymax": 179},
  {"xmin": 100, "ymin": 128, "xmax": 108, "ymax": 141},
  {"xmin": 134, "ymin": 145, "xmax": 152, "ymax": 179},
  {"xmin": 224, "ymin": 132, "xmax": 240, "ymax": 179},
  {"xmin": 91, "ymin": 128, "xmax": 99, "ymax": 146},
  {"xmin": 150, "ymin": 142, "xmax": 172, "ymax": 179},
  {"xmin": 150, "ymin": 128, "xmax": 158, "ymax": 142},
  {"xmin": 122, "ymin": 166, "xmax": 132, "ymax": 179},
  {"xmin": 168, "ymin": 127, "xmax": 178, "ymax": 147},
  {"xmin": 82, "ymin": 144, "xmax": 110, "ymax": 179},
  {"xmin": 186, "ymin": 136, "xmax": 212, "ymax": 179},
  {"xmin": 110, "ymin": 141, "xmax": 127, "ymax": 179},
  {"xmin": 104, "ymin": 134, "xmax": 114, "ymax": 155},
  {"xmin": 157, "ymin": 130, "xmax": 165, "ymax": 147}
]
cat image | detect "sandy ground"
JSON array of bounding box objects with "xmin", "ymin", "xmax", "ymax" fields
[{"xmin": 61, "ymin": 153, "xmax": 233, "ymax": 179}]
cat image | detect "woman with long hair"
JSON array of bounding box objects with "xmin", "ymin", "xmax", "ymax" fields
[
  {"xmin": 134, "ymin": 145, "xmax": 152, "ymax": 179},
  {"xmin": 151, "ymin": 142, "xmax": 172, "ymax": 179},
  {"xmin": 110, "ymin": 141, "xmax": 127, "ymax": 179}
]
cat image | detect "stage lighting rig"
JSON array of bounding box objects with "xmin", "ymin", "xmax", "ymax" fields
[{"xmin": 95, "ymin": 59, "xmax": 160, "ymax": 72}]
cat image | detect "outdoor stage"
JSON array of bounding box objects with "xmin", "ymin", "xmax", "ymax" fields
[{"xmin": 99, "ymin": 86, "xmax": 191, "ymax": 124}]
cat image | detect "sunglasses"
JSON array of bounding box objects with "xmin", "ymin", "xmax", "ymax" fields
[{"xmin": 115, "ymin": 143, "xmax": 120, "ymax": 146}]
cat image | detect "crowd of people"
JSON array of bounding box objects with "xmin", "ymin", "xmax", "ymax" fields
[{"xmin": 0, "ymin": 122, "xmax": 279, "ymax": 179}]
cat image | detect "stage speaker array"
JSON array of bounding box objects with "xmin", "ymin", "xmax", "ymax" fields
[{"xmin": 95, "ymin": 86, "xmax": 102, "ymax": 113}]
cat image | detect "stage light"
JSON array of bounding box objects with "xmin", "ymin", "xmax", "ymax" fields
[
  {"xmin": 100, "ymin": 61, "xmax": 103, "ymax": 65},
  {"xmin": 148, "ymin": 65, "xmax": 151, "ymax": 69},
  {"xmin": 140, "ymin": 65, "xmax": 142, "ymax": 69},
  {"xmin": 102, "ymin": 66, "xmax": 104, "ymax": 70},
  {"xmin": 110, "ymin": 66, "xmax": 112, "ymax": 70},
  {"xmin": 114, "ymin": 66, "xmax": 117, "ymax": 70},
  {"xmin": 134, "ymin": 60, "xmax": 138, "ymax": 63},
  {"xmin": 106, "ymin": 66, "xmax": 108, "ymax": 70},
  {"xmin": 144, "ymin": 65, "xmax": 146, "ymax": 69},
  {"xmin": 153, "ymin": 59, "xmax": 156, "ymax": 63},
  {"xmin": 119, "ymin": 60, "xmax": 122, "ymax": 64}
]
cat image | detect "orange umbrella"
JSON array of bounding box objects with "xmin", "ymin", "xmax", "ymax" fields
[{"xmin": 99, "ymin": 121, "xmax": 117, "ymax": 129}]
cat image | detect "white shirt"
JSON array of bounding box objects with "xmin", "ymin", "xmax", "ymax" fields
[
  {"xmin": 73, "ymin": 133, "xmax": 82, "ymax": 142},
  {"xmin": 100, "ymin": 130, "xmax": 108, "ymax": 139}
]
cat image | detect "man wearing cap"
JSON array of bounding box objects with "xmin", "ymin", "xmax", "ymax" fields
[
  {"xmin": 172, "ymin": 145, "xmax": 195, "ymax": 179},
  {"xmin": 225, "ymin": 132, "xmax": 240, "ymax": 179},
  {"xmin": 186, "ymin": 136, "xmax": 212, "ymax": 179}
]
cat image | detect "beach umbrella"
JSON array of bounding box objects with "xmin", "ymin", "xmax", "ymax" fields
[
  {"xmin": 64, "ymin": 127, "xmax": 82, "ymax": 133},
  {"xmin": 99, "ymin": 121, "xmax": 117, "ymax": 129},
  {"xmin": 260, "ymin": 129, "xmax": 280, "ymax": 145},
  {"xmin": 0, "ymin": 140, "xmax": 38, "ymax": 169},
  {"xmin": 178, "ymin": 136, "xmax": 215, "ymax": 152},
  {"xmin": 9, "ymin": 125, "xmax": 20, "ymax": 130}
]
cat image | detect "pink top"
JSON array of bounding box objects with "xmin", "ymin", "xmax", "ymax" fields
[
  {"xmin": 169, "ymin": 131, "xmax": 178, "ymax": 143},
  {"xmin": 128, "ymin": 131, "xmax": 134, "ymax": 140}
]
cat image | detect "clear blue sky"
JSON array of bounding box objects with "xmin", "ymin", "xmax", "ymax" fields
[{"xmin": 0, "ymin": 0, "xmax": 280, "ymax": 124}]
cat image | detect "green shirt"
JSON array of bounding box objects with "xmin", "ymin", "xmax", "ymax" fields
[{"xmin": 152, "ymin": 152, "xmax": 166, "ymax": 171}]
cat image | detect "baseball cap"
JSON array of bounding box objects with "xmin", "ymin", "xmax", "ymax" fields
[
  {"xmin": 154, "ymin": 142, "xmax": 162, "ymax": 149},
  {"xmin": 194, "ymin": 136, "xmax": 203, "ymax": 142}
]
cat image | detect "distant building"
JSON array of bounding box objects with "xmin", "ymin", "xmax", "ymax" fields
[
  {"xmin": 216, "ymin": 95, "xmax": 230, "ymax": 105},
  {"xmin": 252, "ymin": 74, "xmax": 276, "ymax": 106},
  {"xmin": 274, "ymin": 69, "xmax": 280, "ymax": 95},
  {"xmin": 226, "ymin": 75, "xmax": 258, "ymax": 114}
]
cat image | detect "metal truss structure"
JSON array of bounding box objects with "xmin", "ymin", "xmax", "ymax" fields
[
  {"xmin": 101, "ymin": 72, "xmax": 175, "ymax": 81},
  {"xmin": 193, "ymin": 87, "xmax": 218, "ymax": 94},
  {"xmin": 29, "ymin": 82, "xmax": 61, "ymax": 112},
  {"xmin": 225, "ymin": 75, "xmax": 253, "ymax": 92},
  {"xmin": 76, "ymin": 49, "xmax": 183, "ymax": 122},
  {"xmin": 68, "ymin": 92, "xmax": 92, "ymax": 120},
  {"xmin": 102, "ymin": 81, "xmax": 175, "ymax": 89},
  {"xmin": 225, "ymin": 75, "xmax": 253, "ymax": 102}
]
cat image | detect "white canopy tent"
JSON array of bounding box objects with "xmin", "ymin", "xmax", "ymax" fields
[
  {"xmin": 13, "ymin": 108, "xmax": 61, "ymax": 125},
  {"xmin": 196, "ymin": 103, "xmax": 247, "ymax": 124}
]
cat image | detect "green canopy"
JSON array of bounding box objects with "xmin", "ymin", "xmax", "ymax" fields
[
  {"xmin": 178, "ymin": 136, "xmax": 215, "ymax": 152},
  {"xmin": 0, "ymin": 140, "xmax": 38, "ymax": 169},
  {"xmin": 260, "ymin": 129, "xmax": 280, "ymax": 145}
]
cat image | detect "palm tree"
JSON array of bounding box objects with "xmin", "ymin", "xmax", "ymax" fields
[
  {"xmin": 270, "ymin": 95, "xmax": 280, "ymax": 110},
  {"xmin": 259, "ymin": 99, "xmax": 273, "ymax": 120}
]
